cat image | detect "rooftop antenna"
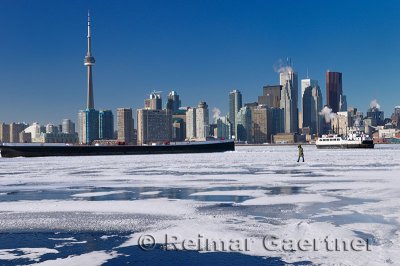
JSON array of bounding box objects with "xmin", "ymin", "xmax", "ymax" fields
[{"xmin": 306, "ymin": 68, "xmax": 309, "ymax": 78}]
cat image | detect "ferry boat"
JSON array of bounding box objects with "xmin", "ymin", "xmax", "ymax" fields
[
  {"xmin": 316, "ymin": 133, "xmax": 374, "ymax": 149},
  {"xmin": 0, "ymin": 140, "xmax": 235, "ymax": 158}
]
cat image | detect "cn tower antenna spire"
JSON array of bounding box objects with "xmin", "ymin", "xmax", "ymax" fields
[{"xmin": 84, "ymin": 10, "xmax": 95, "ymax": 110}]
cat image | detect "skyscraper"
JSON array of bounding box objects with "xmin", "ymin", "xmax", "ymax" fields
[
  {"xmin": 0, "ymin": 122, "xmax": 10, "ymax": 143},
  {"xmin": 302, "ymin": 81, "xmax": 323, "ymax": 135},
  {"xmin": 62, "ymin": 119, "xmax": 75, "ymax": 134},
  {"xmin": 78, "ymin": 12, "xmax": 99, "ymax": 144},
  {"xmin": 186, "ymin": 107, "xmax": 196, "ymax": 140},
  {"xmin": 145, "ymin": 92, "xmax": 162, "ymax": 110},
  {"xmin": 258, "ymin": 85, "xmax": 281, "ymax": 108},
  {"xmin": 280, "ymin": 68, "xmax": 299, "ymax": 133},
  {"xmin": 301, "ymin": 79, "xmax": 318, "ymax": 104},
  {"xmin": 195, "ymin": 101, "xmax": 209, "ymax": 140},
  {"xmin": 228, "ymin": 90, "xmax": 242, "ymax": 138},
  {"xmin": 78, "ymin": 109, "xmax": 99, "ymax": 144},
  {"xmin": 166, "ymin": 91, "xmax": 181, "ymax": 113},
  {"xmin": 326, "ymin": 71, "xmax": 342, "ymax": 113},
  {"xmin": 236, "ymin": 106, "xmax": 252, "ymax": 142},
  {"xmin": 137, "ymin": 109, "xmax": 172, "ymax": 145},
  {"xmin": 251, "ymin": 105, "xmax": 272, "ymax": 144},
  {"xmin": 9, "ymin": 123, "xmax": 28, "ymax": 143},
  {"xmin": 117, "ymin": 108, "xmax": 134, "ymax": 144},
  {"xmin": 99, "ymin": 110, "xmax": 114, "ymax": 139}
]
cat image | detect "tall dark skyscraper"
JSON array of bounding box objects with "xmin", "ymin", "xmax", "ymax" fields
[
  {"xmin": 326, "ymin": 71, "xmax": 342, "ymax": 113},
  {"xmin": 78, "ymin": 12, "xmax": 99, "ymax": 144},
  {"xmin": 229, "ymin": 90, "xmax": 242, "ymax": 138},
  {"xmin": 302, "ymin": 80, "xmax": 323, "ymax": 135},
  {"xmin": 99, "ymin": 110, "xmax": 114, "ymax": 139},
  {"xmin": 166, "ymin": 91, "xmax": 181, "ymax": 113}
]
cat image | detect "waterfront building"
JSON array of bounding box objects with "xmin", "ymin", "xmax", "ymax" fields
[
  {"xmin": 62, "ymin": 119, "xmax": 75, "ymax": 134},
  {"xmin": 46, "ymin": 124, "xmax": 58, "ymax": 134},
  {"xmin": 0, "ymin": 122, "xmax": 10, "ymax": 143},
  {"xmin": 195, "ymin": 101, "xmax": 209, "ymax": 140},
  {"xmin": 172, "ymin": 109, "xmax": 187, "ymax": 140},
  {"xmin": 186, "ymin": 107, "xmax": 196, "ymax": 140},
  {"xmin": 236, "ymin": 106, "xmax": 252, "ymax": 142},
  {"xmin": 331, "ymin": 111, "xmax": 351, "ymax": 135},
  {"xmin": 270, "ymin": 108, "xmax": 285, "ymax": 136},
  {"xmin": 216, "ymin": 116, "xmax": 231, "ymax": 140},
  {"xmin": 10, "ymin": 122, "xmax": 28, "ymax": 143},
  {"xmin": 251, "ymin": 105, "xmax": 272, "ymax": 144},
  {"xmin": 23, "ymin": 123, "xmax": 42, "ymax": 141},
  {"xmin": 229, "ymin": 90, "xmax": 242, "ymax": 138},
  {"xmin": 117, "ymin": 108, "xmax": 134, "ymax": 144},
  {"xmin": 391, "ymin": 106, "xmax": 400, "ymax": 128},
  {"xmin": 172, "ymin": 118, "xmax": 185, "ymax": 141},
  {"xmin": 99, "ymin": 110, "xmax": 114, "ymax": 139},
  {"xmin": 78, "ymin": 109, "xmax": 99, "ymax": 144},
  {"xmin": 19, "ymin": 132, "xmax": 32, "ymax": 143},
  {"xmin": 137, "ymin": 109, "xmax": 172, "ymax": 145}
]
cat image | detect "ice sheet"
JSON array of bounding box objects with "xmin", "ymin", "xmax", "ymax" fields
[{"xmin": 1, "ymin": 145, "xmax": 399, "ymax": 265}]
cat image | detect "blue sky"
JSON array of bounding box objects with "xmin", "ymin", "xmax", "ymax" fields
[{"xmin": 1, "ymin": 0, "xmax": 399, "ymax": 124}]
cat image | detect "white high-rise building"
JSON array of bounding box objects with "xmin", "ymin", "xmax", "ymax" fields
[
  {"xmin": 280, "ymin": 69, "xmax": 298, "ymax": 133},
  {"xmin": 195, "ymin": 102, "xmax": 209, "ymax": 140},
  {"xmin": 186, "ymin": 107, "xmax": 196, "ymax": 140}
]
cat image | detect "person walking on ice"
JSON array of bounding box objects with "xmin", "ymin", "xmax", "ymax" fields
[{"xmin": 297, "ymin": 144, "xmax": 304, "ymax": 162}]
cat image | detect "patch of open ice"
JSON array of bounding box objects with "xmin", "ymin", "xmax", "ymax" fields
[
  {"xmin": 140, "ymin": 191, "xmax": 162, "ymax": 195},
  {"xmin": 33, "ymin": 250, "xmax": 119, "ymax": 265},
  {"xmin": 0, "ymin": 198, "xmax": 203, "ymax": 216},
  {"xmin": 71, "ymin": 190, "xmax": 127, "ymax": 198},
  {"xmin": 237, "ymin": 193, "xmax": 339, "ymax": 206},
  {"xmin": 190, "ymin": 190, "xmax": 267, "ymax": 197}
]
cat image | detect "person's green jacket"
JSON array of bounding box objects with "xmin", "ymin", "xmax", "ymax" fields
[{"xmin": 298, "ymin": 147, "xmax": 304, "ymax": 156}]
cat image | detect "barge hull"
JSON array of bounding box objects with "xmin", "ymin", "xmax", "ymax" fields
[{"xmin": 0, "ymin": 141, "xmax": 235, "ymax": 158}]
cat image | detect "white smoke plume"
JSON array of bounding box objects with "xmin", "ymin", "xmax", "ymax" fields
[
  {"xmin": 212, "ymin": 107, "xmax": 221, "ymax": 123},
  {"xmin": 369, "ymin": 99, "xmax": 380, "ymax": 110},
  {"xmin": 273, "ymin": 58, "xmax": 293, "ymax": 81},
  {"xmin": 319, "ymin": 106, "xmax": 337, "ymax": 123}
]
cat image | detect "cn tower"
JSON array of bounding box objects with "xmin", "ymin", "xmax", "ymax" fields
[{"xmin": 84, "ymin": 11, "xmax": 95, "ymax": 110}]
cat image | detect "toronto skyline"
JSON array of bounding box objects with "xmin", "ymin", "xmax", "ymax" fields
[{"xmin": 1, "ymin": 0, "xmax": 400, "ymax": 124}]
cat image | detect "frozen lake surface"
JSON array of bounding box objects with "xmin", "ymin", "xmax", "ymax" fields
[{"xmin": 0, "ymin": 145, "xmax": 399, "ymax": 265}]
